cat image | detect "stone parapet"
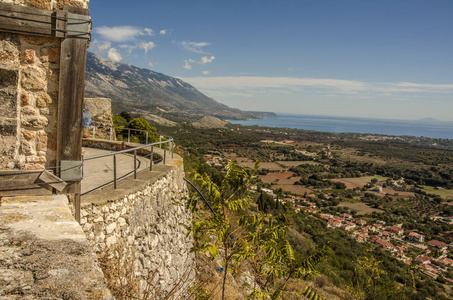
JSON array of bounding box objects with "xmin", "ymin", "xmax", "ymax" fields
[
  {"xmin": 81, "ymin": 162, "xmax": 195, "ymax": 298},
  {"xmin": 0, "ymin": 194, "xmax": 112, "ymax": 299}
]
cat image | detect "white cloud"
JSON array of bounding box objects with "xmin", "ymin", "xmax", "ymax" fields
[
  {"xmin": 107, "ymin": 48, "xmax": 122, "ymax": 62},
  {"xmin": 95, "ymin": 26, "xmax": 142, "ymax": 42},
  {"xmin": 160, "ymin": 29, "xmax": 167, "ymax": 35},
  {"xmin": 202, "ymin": 71, "xmax": 211, "ymax": 75},
  {"xmin": 93, "ymin": 40, "xmax": 111, "ymax": 54},
  {"xmin": 183, "ymin": 59, "xmax": 195, "ymax": 70},
  {"xmin": 144, "ymin": 28, "xmax": 155, "ymax": 36},
  {"xmin": 119, "ymin": 44, "xmax": 136, "ymax": 55},
  {"xmin": 179, "ymin": 76, "xmax": 453, "ymax": 95},
  {"xmin": 148, "ymin": 62, "xmax": 154, "ymax": 67},
  {"xmin": 140, "ymin": 41, "xmax": 156, "ymax": 55},
  {"xmin": 199, "ymin": 56, "xmax": 215, "ymax": 65},
  {"xmin": 181, "ymin": 41, "xmax": 211, "ymax": 54}
]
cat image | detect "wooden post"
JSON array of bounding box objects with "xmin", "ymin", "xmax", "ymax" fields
[
  {"xmin": 74, "ymin": 187, "xmax": 81, "ymax": 223},
  {"xmin": 134, "ymin": 149, "xmax": 137, "ymax": 179},
  {"xmin": 163, "ymin": 145, "xmax": 166, "ymax": 165},
  {"xmin": 56, "ymin": 6, "xmax": 90, "ymax": 223},
  {"xmin": 113, "ymin": 154, "xmax": 117, "ymax": 189},
  {"xmin": 150, "ymin": 146, "xmax": 153, "ymax": 171}
]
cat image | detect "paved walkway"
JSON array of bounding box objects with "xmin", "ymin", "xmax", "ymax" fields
[{"xmin": 81, "ymin": 147, "xmax": 165, "ymax": 195}]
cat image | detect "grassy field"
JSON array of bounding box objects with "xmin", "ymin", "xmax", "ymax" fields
[
  {"xmin": 333, "ymin": 176, "xmax": 390, "ymax": 187},
  {"xmin": 338, "ymin": 201, "xmax": 384, "ymax": 215},
  {"xmin": 421, "ymin": 185, "xmax": 453, "ymax": 200},
  {"xmin": 277, "ymin": 161, "xmax": 319, "ymax": 167},
  {"xmin": 273, "ymin": 184, "xmax": 312, "ymax": 196},
  {"xmin": 236, "ymin": 157, "xmax": 285, "ymax": 171}
]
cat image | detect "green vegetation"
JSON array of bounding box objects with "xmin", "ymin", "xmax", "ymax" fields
[
  {"xmin": 172, "ymin": 122, "xmax": 453, "ymax": 299},
  {"xmin": 117, "ymin": 109, "xmax": 453, "ymax": 298},
  {"xmin": 113, "ymin": 112, "xmax": 160, "ymax": 144}
]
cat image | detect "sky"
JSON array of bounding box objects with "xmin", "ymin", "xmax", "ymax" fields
[{"xmin": 88, "ymin": 0, "xmax": 453, "ymax": 121}]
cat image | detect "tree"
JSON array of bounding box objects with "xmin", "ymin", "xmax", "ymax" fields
[
  {"xmin": 187, "ymin": 160, "xmax": 326, "ymax": 299},
  {"xmin": 127, "ymin": 118, "xmax": 158, "ymax": 143},
  {"xmin": 119, "ymin": 111, "xmax": 132, "ymax": 122}
]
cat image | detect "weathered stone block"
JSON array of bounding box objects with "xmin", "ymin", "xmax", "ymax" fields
[
  {"xmin": 36, "ymin": 131, "xmax": 47, "ymax": 151},
  {"xmin": 23, "ymin": 35, "xmax": 57, "ymax": 46},
  {"xmin": 23, "ymin": 163, "xmax": 45, "ymax": 170},
  {"xmin": 0, "ymin": 90, "xmax": 17, "ymax": 117},
  {"xmin": 20, "ymin": 92, "xmax": 31, "ymax": 106},
  {"xmin": 21, "ymin": 115, "xmax": 49, "ymax": 129},
  {"xmin": 47, "ymin": 47, "xmax": 60, "ymax": 64},
  {"xmin": 20, "ymin": 49, "xmax": 35, "ymax": 64},
  {"xmin": 25, "ymin": 156, "xmax": 46, "ymax": 163},
  {"xmin": 21, "ymin": 106, "xmax": 38, "ymax": 115},
  {"xmin": 0, "ymin": 68, "xmax": 19, "ymax": 88},
  {"xmin": 36, "ymin": 92, "xmax": 52, "ymax": 108},
  {"xmin": 21, "ymin": 65, "xmax": 46, "ymax": 90},
  {"xmin": 0, "ymin": 35, "xmax": 20, "ymax": 69},
  {"xmin": 22, "ymin": 129, "xmax": 36, "ymax": 140},
  {"xmin": 20, "ymin": 139, "xmax": 35, "ymax": 155},
  {"xmin": 106, "ymin": 223, "xmax": 116, "ymax": 235}
]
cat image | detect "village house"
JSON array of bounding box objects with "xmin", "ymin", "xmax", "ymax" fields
[
  {"xmin": 356, "ymin": 219, "xmax": 367, "ymax": 226},
  {"xmin": 416, "ymin": 256, "xmax": 434, "ymax": 265},
  {"xmin": 372, "ymin": 237, "xmax": 397, "ymax": 252},
  {"xmin": 381, "ymin": 231, "xmax": 394, "ymax": 240},
  {"xmin": 408, "ymin": 232, "xmax": 425, "ymax": 243},
  {"xmin": 388, "ymin": 226, "xmax": 404, "ymax": 236},
  {"xmin": 439, "ymin": 257, "xmax": 453, "ymax": 267},
  {"xmin": 340, "ymin": 213, "xmax": 352, "ymax": 219},
  {"xmin": 343, "ymin": 221, "xmax": 356, "ymax": 231},
  {"xmin": 427, "ymin": 240, "xmax": 449, "ymax": 251},
  {"xmin": 328, "ymin": 219, "xmax": 342, "ymax": 228}
]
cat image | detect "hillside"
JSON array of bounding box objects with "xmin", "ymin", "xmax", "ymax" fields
[{"xmin": 85, "ymin": 52, "xmax": 274, "ymax": 121}]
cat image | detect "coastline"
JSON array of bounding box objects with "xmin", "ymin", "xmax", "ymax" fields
[{"xmin": 228, "ymin": 113, "xmax": 453, "ymax": 140}]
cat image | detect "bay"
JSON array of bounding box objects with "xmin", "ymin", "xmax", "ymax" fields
[{"xmin": 229, "ymin": 114, "xmax": 453, "ymax": 140}]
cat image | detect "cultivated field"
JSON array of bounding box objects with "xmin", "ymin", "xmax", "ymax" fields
[
  {"xmin": 236, "ymin": 157, "xmax": 285, "ymax": 171},
  {"xmin": 277, "ymin": 161, "xmax": 319, "ymax": 167},
  {"xmin": 332, "ymin": 176, "xmax": 390, "ymax": 189},
  {"xmin": 274, "ymin": 184, "xmax": 312, "ymax": 196},
  {"xmin": 258, "ymin": 172, "xmax": 298, "ymax": 184},
  {"xmin": 421, "ymin": 186, "xmax": 453, "ymax": 200},
  {"xmin": 338, "ymin": 201, "xmax": 384, "ymax": 215}
]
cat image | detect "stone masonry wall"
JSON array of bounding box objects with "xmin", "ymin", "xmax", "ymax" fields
[
  {"xmin": 83, "ymin": 97, "xmax": 114, "ymax": 140},
  {"xmin": 2, "ymin": 0, "xmax": 89, "ymax": 10},
  {"xmin": 0, "ymin": 32, "xmax": 60, "ymax": 170},
  {"xmin": 0, "ymin": 0, "xmax": 90, "ymax": 170},
  {"xmin": 81, "ymin": 164, "xmax": 195, "ymax": 298}
]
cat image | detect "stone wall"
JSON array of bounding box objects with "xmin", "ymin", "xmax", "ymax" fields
[
  {"xmin": 83, "ymin": 97, "xmax": 114, "ymax": 140},
  {"xmin": 81, "ymin": 163, "xmax": 195, "ymax": 298},
  {"xmin": 3, "ymin": 0, "xmax": 89, "ymax": 10},
  {"xmin": 0, "ymin": 195, "xmax": 112, "ymax": 299},
  {"xmin": 0, "ymin": 32, "xmax": 60, "ymax": 170},
  {"xmin": 0, "ymin": 0, "xmax": 90, "ymax": 170}
]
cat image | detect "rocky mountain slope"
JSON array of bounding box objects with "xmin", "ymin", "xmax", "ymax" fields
[{"xmin": 85, "ymin": 52, "xmax": 273, "ymax": 121}]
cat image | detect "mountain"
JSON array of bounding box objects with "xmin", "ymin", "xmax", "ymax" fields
[{"xmin": 85, "ymin": 52, "xmax": 274, "ymax": 121}]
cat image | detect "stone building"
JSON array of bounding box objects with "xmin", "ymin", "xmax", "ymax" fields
[{"xmin": 0, "ymin": 0, "xmax": 90, "ymax": 172}]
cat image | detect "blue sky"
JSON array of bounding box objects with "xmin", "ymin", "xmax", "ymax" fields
[{"xmin": 88, "ymin": 0, "xmax": 453, "ymax": 121}]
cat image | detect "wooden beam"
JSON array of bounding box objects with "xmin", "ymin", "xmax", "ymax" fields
[{"xmin": 0, "ymin": 3, "xmax": 66, "ymax": 37}]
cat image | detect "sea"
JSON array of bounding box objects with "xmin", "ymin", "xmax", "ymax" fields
[{"xmin": 229, "ymin": 114, "xmax": 453, "ymax": 140}]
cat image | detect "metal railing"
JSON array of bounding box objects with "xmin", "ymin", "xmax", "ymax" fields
[{"xmin": 83, "ymin": 125, "xmax": 175, "ymax": 189}]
